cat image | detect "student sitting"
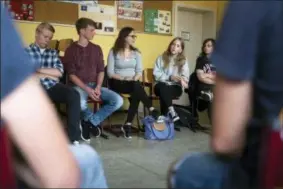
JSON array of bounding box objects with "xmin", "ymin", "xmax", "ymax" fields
[
  {"xmin": 64, "ymin": 18, "xmax": 123, "ymax": 140},
  {"xmin": 107, "ymin": 27, "xmax": 159, "ymax": 139},
  {"xmin": 195, "ymin": 38, "xmax": 216, "ymax": 102},
  {"xmin": 25, "ymin": 22, "xmax": 86, "ymax": 144},
  {"xmin": 153, "ymin": 37, "xmax": 190, "ymax": 122}
]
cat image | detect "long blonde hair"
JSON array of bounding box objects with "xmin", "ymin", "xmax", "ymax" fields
[{"xmin": 162, "ymin": 37, "xmax": 186, "ymax": 73}]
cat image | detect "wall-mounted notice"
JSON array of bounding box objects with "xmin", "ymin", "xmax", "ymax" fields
[
  {"xmin": 117, "ymin": 0, "xmax": 143, "ymax": 21},
  {"xmin": 6, "ymin": 0, "xmax": 34, "ymax": 21},
  {"xmin": 144, "ymin": 9, "xmax": 171, "ymax": 35},
  {"xmin": 62, "ymin": 0, "xmax": 98, "ymax": 6},
  {"xmin": 144, "ymin": 9, "xmax": 158, "ymax": 33},
  {"xmin": 157, "ymin": 10, "xmax": 171, "ymax": 34},
  {"xmin": 79, "ymin": 2, "xmax": 116, "ymax": 35}
]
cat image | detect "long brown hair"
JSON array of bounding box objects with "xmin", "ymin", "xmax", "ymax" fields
[
  {"xmin": 162, "ymin": 37, "xmax": 186, "ymax": 73},
  {"xmin": 112, "ymin": 26, "xmax": 139, "ymax": 56}
]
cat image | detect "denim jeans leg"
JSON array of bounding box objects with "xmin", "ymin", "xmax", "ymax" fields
[
  {"xmin": 87, "ymin": 87, "xmax": 123, "ymax": 126},
  {"xmin": 169, "ymin": 152, "xmax": 233, "ymax": 189},
  {"xmin": 69, "ymin": 144, "xmax": 108, "ymax": 188},
  {"xmin": 73, "ymin": 85, "xmax": 100, "ymax": 124}
]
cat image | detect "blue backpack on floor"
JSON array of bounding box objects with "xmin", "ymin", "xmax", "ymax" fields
[{"xmin": 142, "ymin": 115, "xmax": 175, "ymax": 140}]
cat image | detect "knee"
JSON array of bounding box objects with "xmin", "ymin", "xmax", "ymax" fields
[
  {"xmin": 75, "ymin": 144, "xmax": 102, "ymax": 167},
  {"xmin": 67, "ymin": 88, "xmax": 81, "ymax": 102},
  {"xmin": 110, "ymin": 92, "xmax": 124, "ymax": 110},
  {"xmin": 155, "ymin": 82, "xmax": 167, "ymax": 93}
]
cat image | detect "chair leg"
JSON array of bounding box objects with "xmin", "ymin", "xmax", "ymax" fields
[
  {"xmin": 103, "ymin": 116, "xmax": 121, "ymax": 138},
  {"xmin": 188, "ymin": 100, "xmax": 210, "ymax": 133}
]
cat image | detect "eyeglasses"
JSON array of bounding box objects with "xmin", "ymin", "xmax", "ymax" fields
[{"xmin": 128, "ymin": 35, "xmax": 137, "ymax": 39}]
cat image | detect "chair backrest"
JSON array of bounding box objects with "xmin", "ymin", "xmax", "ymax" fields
[
  {"xmin": 48, "ymin": 40, "xmax": 59, "ymax": 50},
  {"xmin": 103, "ymin": 66, "xmax": 109, "ymax": 88},
  {"xmin": 142, "ymin": 68, "xmax": 154, "ymax": 84},
  {"xmin": 58, "ymin": 39, "xmax": 73, "ymax": 55}
]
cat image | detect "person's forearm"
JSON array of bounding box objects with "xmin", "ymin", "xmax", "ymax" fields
[
  {"xmin": 211, "ymin": 75, "xmax": 252, "ymax": 156},
  {"xmin": 134, "ymin": 73, "xmax": 142, "ymax": 80},
  {"xmin": 2, "ymin": 76, "xmax": 80, "ymax": 188},
  {"xmin": 200, "ymin": 77, "xmax": 214, "ymax": 85},
  {"xmin": 109, "ymin": 74, "xmax": 123, "ymax": 80},
  {"xmin": 35, "ymin": 73, "xmax": 59, "ymax": 81},
  {"xmin": 37, "ymin": 68, "xmax": 62, "ymax": 78},
  {"xmin": 96, "ymin": 72, "xmax": 104, "ymax": 88},
  {"xmin": 69, "ymin": 74, "xmax": 88, "ymax": 91}
]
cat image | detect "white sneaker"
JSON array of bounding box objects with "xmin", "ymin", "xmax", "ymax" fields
[
  {"xmin": 169, "ymin": 110, "xmax": 180, "ymax": 122},
  {"xmin": 72, "ymin": 141, "xmax": 80, "ymax": 146}
]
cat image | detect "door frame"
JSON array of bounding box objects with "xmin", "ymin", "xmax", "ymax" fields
[{"xmin": 173, "ymin": 2, "xmax": 217, "ymax": 39}]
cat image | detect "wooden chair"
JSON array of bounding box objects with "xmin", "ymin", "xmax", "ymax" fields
[
  {"xmin": 58, "ymin": 39, "xmax": 73, "ymax": 56},
  {"xmin": 142, "ymin": 68, "xmax": 160, "ymax": 116},
  {"xmin": 48, "ymin": 39, "xmax": 59, "ymax": 50}
]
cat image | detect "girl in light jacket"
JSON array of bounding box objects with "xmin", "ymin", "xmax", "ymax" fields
[{"xmin": 153, "ymin": 37, "xmax": 190, "ymax": 122}]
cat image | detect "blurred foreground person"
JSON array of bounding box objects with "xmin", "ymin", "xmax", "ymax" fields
[
  {"xmin": 0, "ymin": 5, "xmax": 107, "ymax": 188},
  {"xmin": 168, "ymin": 1, "xmax": 283, "ymax": 189}
]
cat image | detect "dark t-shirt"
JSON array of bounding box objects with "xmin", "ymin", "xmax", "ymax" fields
[
  {"xmin": 195, "ymin": 56, "xmax": 215, "ymax": 91},
  {"xmin": 1, "ymin": 7, "xmax": 35, "ymax": 109},
  {"xmin": 211, "ymin": 1, "xmax": 283, "ymax": 119},
  {"xmin": 211, "ymin": 1, "xmax": 283, "ymax": 186}
]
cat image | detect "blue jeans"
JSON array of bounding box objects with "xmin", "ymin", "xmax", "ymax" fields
[
  {"xmin": 169, "ymin": 152, "xmax": 250, "ymax": 189},
  {"xmin": 70, "ymin": 144, "xmax": 108, "ymax": 188},
  {"xmin": 74, "ymin": 83, "xmax": 123, "ymax": 126}
]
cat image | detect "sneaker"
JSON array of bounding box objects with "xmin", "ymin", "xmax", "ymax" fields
[
  {"xmin": 121, "ymin": 125, "xmax": 132, "ymax": 139},
  {"xmin": 90, "ymin": 126, "xmax": 102, "ymax": 138},
  {"xmin": 149, "ymin": 109, "xmax": 160, "ymax": 120},
  {"xmin": 80, "ymin": 121, "xmax": 91, "ymax": 143},
  {"xmin": 200, "ymin": 91, "xmax": 213, "ymax": 102},
  {"xmin": 72, "ymin": 140, "xmax": 80, "ymax": 146},
  {"xmin": 169, "ymin": 110, "xmax": 180, "ymax": 122}
]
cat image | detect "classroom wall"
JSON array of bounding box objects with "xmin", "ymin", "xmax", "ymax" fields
[{"xmin": 15, "ymin": 1, "xmax": 227, "ymax": 69}]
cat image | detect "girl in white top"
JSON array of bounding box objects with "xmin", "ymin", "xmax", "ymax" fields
[{"xmin": 153, "ymin": 37, "xmax": 190, "ymax": 121}]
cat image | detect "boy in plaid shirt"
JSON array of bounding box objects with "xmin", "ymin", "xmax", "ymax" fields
[{"xmin": 26, "ymin": 22, "xmax": 87, "ymax": 144}]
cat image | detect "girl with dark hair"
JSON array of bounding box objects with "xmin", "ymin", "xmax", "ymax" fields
[
  {"xmin": 107, "ymin": 27, "xmax": 159, "ymax": 139},
  {"xmin": 153, "ymin": 37, "xmax": 190, "ymax": 122},
  {"xmin": 195, "ymin": 38, "xmax": 216, "ymax": 101}
]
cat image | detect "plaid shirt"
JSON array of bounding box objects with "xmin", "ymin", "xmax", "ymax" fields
[{"xmin": 26, "ymin": 43, "xmax": 64, "ymax": 90}]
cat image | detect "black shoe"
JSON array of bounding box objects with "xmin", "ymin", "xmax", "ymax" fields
[
  {"xmin": 169, "ymin": 110, "xmax": 180, "ymax": 122},
  {"xmin": 80, "ymin": 121, "xmax": 91, "ymax": 143},
  {"xmin": 90, "ymin": 126, "xmax": 102, "ymax": 138},
  {"xmin": 121, "ymin": 125, "xmax": 132, "ymax": 139},
  {"xmin": 200, "ymin": 91, "xmax": 213, "ymax": 102},
  {"xmin": 150, "ymin": 109, "xmax": 160, "ymax": 120}
]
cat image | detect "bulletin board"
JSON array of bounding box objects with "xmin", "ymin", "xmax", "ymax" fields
[
  {"xmin": 143, "ymin": 1, "xmax": 172, "ymax": 35},
  {"xmin": 117, "ymin": 0, "xmax": 173, "ymax": 35},
  {"xmin": 79, "ymin": 0, "xmax": 117, "ymax": 35},
  {"xmin": 15, "ymin": 0, "xmax": 172, "ymax": 36},
  {"xmin": 34, "ymin": 0, "xmax": 115, "ymax": 26},
  {"xmin": 34, "ymin": 1, "xmax": 78, "ymax": 25}
]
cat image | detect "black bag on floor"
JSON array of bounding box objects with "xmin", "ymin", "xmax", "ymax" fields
[{"xmin": 173, "ymin": 105, "xmax": 194, "ymax": 127}]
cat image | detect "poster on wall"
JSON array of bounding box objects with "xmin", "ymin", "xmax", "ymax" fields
[
  {"xmin": 6, "ymin": 0, "xmax": 34, "ymax": 21},
  {"xmin": 79, "ymin": 3, "xmax": 116, "ymax": 35},
  {"xmin": 144, "ymin": 9, "xmax": 158, "ymax": 33},
  {"xmin": 144, "ymin": 9, "xmax": 171, "ymax": 34},
  {"xmin": 61, "ymin": 0, "xmax": 98, "ymax": 6},
  {"xmin": 158, "ymin": 10, "xmax": 171, "ymax": 34},
  {"xmin": 117, "ymin": 0, "xmax": 143, "ymax": 21}
]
